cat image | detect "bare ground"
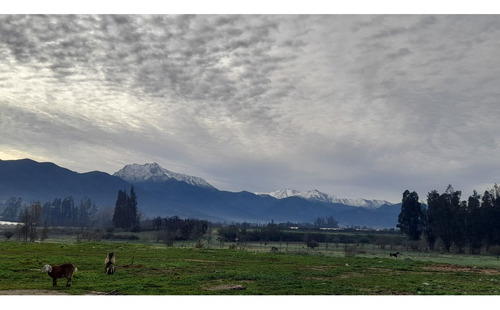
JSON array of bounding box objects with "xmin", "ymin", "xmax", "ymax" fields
[
  {"xmin": 0, "ymin": 289, "xmax": 68, "ymax": 295},
  {"xmin": 422, "ymin": 264, "xmax": 500, "ymax": 274}
]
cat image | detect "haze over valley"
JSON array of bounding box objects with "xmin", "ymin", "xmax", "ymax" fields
[{"xmin": 0, "ymin": 158, "xmax": 401, "ymax": 228}]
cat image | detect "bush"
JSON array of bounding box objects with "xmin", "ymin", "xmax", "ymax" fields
[
  {"xmin": 104, "ymin": 233, "xmax": 139, "ymax": 240},
  {"xmin": 488, "ymin": 245, "xmax": 500, "ymax": 260},
  {"xmin": 3, "ymin": 231, "xmax": 14, "ymax": 240},
  {"xmin": 306, "ymin": 240, "xmax": 319, "ymax": 250},
  {"xmin": 343, "ymin": 244, "xmax": 358, "ymax": 257}
]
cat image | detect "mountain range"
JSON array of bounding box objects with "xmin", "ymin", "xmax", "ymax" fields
[
  {"xmin": 0, "ymin": 159, "xmax": 402, "ymax": 228},
  {"xmin": 258, "ymin": 188, "xmax": 391, "ymax": 209}
]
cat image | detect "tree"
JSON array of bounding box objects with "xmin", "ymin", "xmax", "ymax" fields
[
  {"xmin": 453, "ymin": 200, "xmax": 468, "ymax": 253},
  {"xmin": 306, "ymin": 239, "xmax": 319, "ymax": 250},
  {"xmin": 3, "ymin": 231, "xmax": 14, "ymax": 240},
  {"xmin": 313, "ymin": 217, "xmax": 325, "ymax": 228},
  {"xmin": 304, "ymin": 233, "xmax": 320, "ymax": 250},
  {"xmin": 397, "ymin": 190, "xmax": 425, "ymax": 241},
  {"xmin": 467, "ymin": 190, "xmax": 484, "ymax": 254},
  {"xmin": 152, "ymin": 216, "xmax": 163, "ymax": 230},
  {"xmin": 488, "ymin": 184, "xmax": 500, "ymax": 247},
  {"xmin": 112, "ymin": 186, "xmax": 140, "ymax": 230},
  {"xmin": 424, "ymin": 190, "xmax": 439, "ymax": 250},
  {"xmin": 326, "ymin": 216, "xmax": 339, "ymax": 228},
  {"xmin": 40, "ymin": 221, "xmax": 50, "ymax": 242},
  {"xmin": 19, "ymin": 202, "xmax": 42, "ymax": 242},
  {"xmin": 426, "ymin": 185, "xmax": 461, "ymax": 252},
  {"xmin": 481, "ymin": 187, "xmax": 500, "ymax": 249},
  {"xmin": 77, "ymin": 198, "xmax": 98, "ymax": 228},
  {"xmin": 313, "ymin": 216, "xmax": 339, "ymax": 228},
  {"xmin": 1, "ymin": 197, "xmax": 23, "ymax": 221},
  {"xmin": 128, "ymin": 186, "xmax": 140, "ymax": 231},
  {"xmin": 61, "ymin": 197, "xmax": 76, "ymax": 225},
  {"xmin": 217, "ymin": 225, "xmax": 240, "ymax": 242},
  {"xmin": 112, "ymin": 189, "xmax": 128, "ymax": 228}
]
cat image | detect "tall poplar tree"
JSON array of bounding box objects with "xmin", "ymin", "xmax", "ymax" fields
[
  {"xmin": 112, "ymin": 189, "xmax": 128, "ymax": 228},
  {"xmin": 112, "ymin": 186, "xmax": 140, "ymax": 230},
  {"xmin": 427, "ymin": 185, "xmax": 461, "ymax": 252},
  {"xmin": 397, "ymin": 190, "xmax": 425, "ymax": 240},
  {"xmin": 128, "ymin": 185, "xmax": 140, "ymax": 231},
  {"xmin": 467, "ymin": 190, "xmax": 483, "ymax": 253}
]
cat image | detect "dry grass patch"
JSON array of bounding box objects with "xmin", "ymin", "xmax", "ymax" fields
[
  {"xmin": 422, "ymin": 264, "xmax": 500, "ymax": 275},
  {"xmin": 204, "ymin": 284, "xmax": 246, "ymax": 291},
  {"xmin": 0, "ymin": 289, "xmax": 68, "ymax": 295},
  {"xmin": 307, "ymin": 265, "xmax": 334, "ymax": 271}
]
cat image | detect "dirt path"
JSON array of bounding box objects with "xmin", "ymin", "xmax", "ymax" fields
[{"xmin": 0, "ymin": 289, "xmax": 68, "ymax": 295}]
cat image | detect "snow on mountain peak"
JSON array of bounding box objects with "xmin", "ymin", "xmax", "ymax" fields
[
  {"xmin": 113, "ymin": 163, "xmax": 214, "ymax": 189},
  {"xmin": 265, "ymin": 188, "xmax": 302, "ymax": 199},
  {"xmin": 259, "ymin": 188, "xmax": 392, "ymax": 208}
]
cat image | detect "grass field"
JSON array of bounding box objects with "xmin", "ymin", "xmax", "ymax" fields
[{"xmin": 1, "ymin": 239, "xmax": 500, "ymax": 295}]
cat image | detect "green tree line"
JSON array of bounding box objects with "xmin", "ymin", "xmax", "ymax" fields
[
  {"xmin": 1, "ymin": 196, "xmax": 98, "ymax": 227},
  {"xmin": 398, "ymin": 184, "xmax": 500, "ymax": 253},
  {"xmin": 144, "ymin": 216, "xmax": 209, "ymax": 245},
  {"xmin": 217, "ymin": 223, "xmax": 347, "ymax": 244}
]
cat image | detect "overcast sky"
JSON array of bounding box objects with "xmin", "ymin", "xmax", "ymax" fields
[{"xmin": 2, "ymin": 13, "xmax": 500, "ymax": 202}]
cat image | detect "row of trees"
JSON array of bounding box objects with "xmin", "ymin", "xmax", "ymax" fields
[
  {"xmin": 217, "ymin": 223, "xmax": 343, "ymax": 244},
  {"xmin": 398, "ymin": 184, "xmax": 500, "ymax": 253},
  {"xmin": 313, "ymin": 216, "xmax": 339, "ymax": 228},
  {"xmin": 42, "ymin": 197, "xmax": 98, "ymax": 227},
  {"xmin": 145, "ymin": 216, "xmax": 209, "ymax": 245},
  {"xmin": 1, "ymin": 196, "xmax": 98, "ymax": 228}
]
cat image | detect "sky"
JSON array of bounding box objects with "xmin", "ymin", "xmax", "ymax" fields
[{"xmin": 1, "ymin": 7, "xmax": 500, "ymax": 203}]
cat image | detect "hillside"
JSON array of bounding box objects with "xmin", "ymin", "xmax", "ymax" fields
[{"xmin": 0, "ymin": 159, "xmax": 401, "ymax": 228}]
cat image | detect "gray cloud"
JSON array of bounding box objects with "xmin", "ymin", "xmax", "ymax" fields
[{"xmin": 2, "ymin": 15, "xmax": 500, "ymax": 202}]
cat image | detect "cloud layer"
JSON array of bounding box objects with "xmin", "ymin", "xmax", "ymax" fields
[{"xmin": 1, "ymin": 15, "xmax": 500, "ymax": 202}]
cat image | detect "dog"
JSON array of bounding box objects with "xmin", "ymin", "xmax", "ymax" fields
[{"xmin": 389, "ymin": 252, "xmax": 400, "ymax": 258}]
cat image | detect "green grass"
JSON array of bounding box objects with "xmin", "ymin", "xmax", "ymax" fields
[{"xmin": 1, "ymin": 241, "xmax": 499, "ymax": 295}]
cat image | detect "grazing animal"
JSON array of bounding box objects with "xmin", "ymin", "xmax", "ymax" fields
[
  {"xmin": 105, "ymin": 252, "xmax": 116, "ymax": 275},
  {"xmin": 390, "ymin": 252, "xmax": 400, "ymax": 258},
  {"xmin": 42, "ymin": 263, "xmax": 76, "ymax": 287}
]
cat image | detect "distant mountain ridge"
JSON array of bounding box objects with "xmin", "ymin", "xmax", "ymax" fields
[
  {"xmin": 0, "ymin": 158, "xmax": 133, "ymax": 207},
  {"xmin": 259, "ymin": 188, "xmax": 392, "ymax": 209},
  {"xmin": 113, "ymin": 162, "xmax": 214, "ymax": 189},
  {"xmin": 0, "ymin": 159, "xmax": 401, "ymax": 228}
]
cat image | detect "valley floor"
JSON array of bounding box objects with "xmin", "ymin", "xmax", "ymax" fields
[{"xmin": 1, "ymin": 240, "xmax": 500, "ymax": 296}]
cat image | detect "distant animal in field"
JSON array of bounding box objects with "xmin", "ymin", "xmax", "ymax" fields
[
  {"xmin": 390, "ymin": 252, "xmax": 400, "ymax": 258},
  {"xmin": 42, "ymin": 263, "xmax": 77, "ymax": 287},
  {"xmin": 105, "ymin": 252, "xmax": 116, "ymax": 275}
]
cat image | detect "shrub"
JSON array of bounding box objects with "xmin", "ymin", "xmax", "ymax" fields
[
  {"xmin": 3, "ymin": 231, "xmax": 14, "ymax": 240},
  {"xmin": 488, "ymin": 245, "xmax": 500, "ymax": 260},
  {"xmin": 104, "ymin": 233, "xmax": 139, "ymax": 240},
  {"xmin": 306, "ymin": 240, "xmax": 319, "ymax": 250},
  {"xmin": 343, "ymin": 244, "xmax": 358, "ymax": 257},
  {"xmin": 194, "ymin": 240, "xmax": 204, "ymax": 248}
]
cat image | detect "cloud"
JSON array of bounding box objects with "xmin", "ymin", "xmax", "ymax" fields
[{"xmin": 2, "ymin": 15, "xmax": 500, "ymax": 202}]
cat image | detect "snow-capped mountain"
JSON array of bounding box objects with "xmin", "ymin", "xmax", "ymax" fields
[
  {"xmin": 114, "ymin": 163, "xmax": 214, "ymax": 189},
  {"xmin": 259, "ymin": 188, "xmax": 392, "ymax": 209},
  {"xmin": 0, "ymin": 159, "xmax": 401, "ymax": 228},
  {"xmin": 264, "ymin": 188, "xmax": 302, "ymax": 199}
]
